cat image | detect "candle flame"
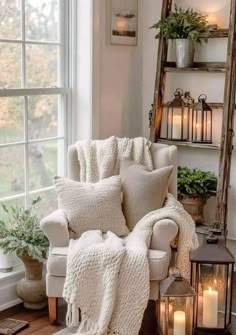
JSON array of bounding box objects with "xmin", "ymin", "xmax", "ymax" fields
[
  {"xmin": 196, "ymin": 123, "xmax": 199, "ymax": 128},
  {"xmin": 209, "ymin": 287, "xmax": 212, "ymax": 292}
]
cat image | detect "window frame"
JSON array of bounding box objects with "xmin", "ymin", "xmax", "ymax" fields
[{"xmin": 0, "ymin": 0, "xmax": 72, "ymax": 208}]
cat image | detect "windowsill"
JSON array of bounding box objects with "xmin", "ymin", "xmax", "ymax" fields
[{"xmin": 0, "ymin": 263, "xmax": 24, "ymax": 281}]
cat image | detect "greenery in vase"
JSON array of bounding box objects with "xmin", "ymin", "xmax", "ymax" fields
[
  {"xmin": 178, "ymin": 166, "xmax": 217, "ymax": 199},
  {"xmin": 0, "ymin": 197, "xmax": 49, "ymax": 261},
  {"xmin": 151, "ymin": 5, "xmax": 208, "ymax": 43}
]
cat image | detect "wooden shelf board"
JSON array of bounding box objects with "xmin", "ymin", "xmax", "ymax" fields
[
  {"xmin": 164, "ymin": 62, "xmax": 226, "ymax": 73},
  {"xmin": 157, "ymin": 139, "xmax": 220, "ymax": 150},
  {"xmin": 200, "ymin": 29, "xmax": 229, "ymax": 38},
  {"xmin": 163, "ymin": 102, "xmax": 225, "ymax": 109}
]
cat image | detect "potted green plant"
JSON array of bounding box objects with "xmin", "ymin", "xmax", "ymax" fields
[
  {"xmin": 178, "ymin": 166, "xmax": 217, "ymax": 224},
  {"xmin": 151, "ymin": 6, "xmax": 208, "ymax": 68},
  {"xmin": 0, "ymin": 197, "xmax": 49, "ymax": 309}
]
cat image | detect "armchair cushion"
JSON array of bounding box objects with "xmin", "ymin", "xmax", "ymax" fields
[
  {"xmin": 47, "ymin": 246, "xmax": 169, "ymax": 281},
  {"xmin": 120, "ymin": 159, "xmax": 173, "ymax": 230},
  {"xmin": 55, "ymin": 175, "xmax": 129, "ymax": 238}
]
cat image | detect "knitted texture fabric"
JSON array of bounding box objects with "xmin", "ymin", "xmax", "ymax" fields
[
  {"xmin": 55, "ymin": 176, "xmax": 129, "ymax": 238},
  {"xmin": 63, "ymin": 137, "xmax": 198, "ymax": 335},
  {"xmin": 63, "ymin": 194, "xmax": 198, "ymax": 335},
  {"xmin": 76, "ymin": 136, "xmax": 153, "ymax": 183}
]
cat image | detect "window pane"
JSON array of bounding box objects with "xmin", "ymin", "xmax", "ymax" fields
[
  {"xmin": 25, "ymin": 0, "xmax": 59, "ymax": 42},
  {"xmin": 28, "ymin": 95, "xmax": 61, "ymax": 140},
  {"xmin": 0, "ymin": 43, "xmax": 21, "ymax": 88},
  {"xmin": 0, "ymin": 97, "xmax": 24, "ymax": 144},
  {"xmin": 29, "ymin": 140, "xmax": 64, "ymax": 191},
  {"xmin": 0, "ymin": 0, "xmax": 21, "ymax": 40},
  {"xmin": 0, "ymin": 197, "xmax": 25, "ymax": 223},
  {"xmin": 30, "ymin": 189, "xmax": 58, "ymax": 217},
  {"xmin": 26, "ymin": 44, "xmax": 58, "ymax": 88},
  {"xmin": 0, "ymin": 145, "xmax": 25, "ymax": 198}
]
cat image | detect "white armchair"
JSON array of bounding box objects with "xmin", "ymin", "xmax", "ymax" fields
[{"xmin": 40, "ymin": 143, "xmax": 178, "ymax": 323}]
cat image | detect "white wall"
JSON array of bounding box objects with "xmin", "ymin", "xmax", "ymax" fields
[
  {"xmin": 141, "ymin": 0, "xmax": 236, "ymax": 256},
  {"xmin": 92, "ymin": 0, "xmax": 143, "ymax": 139}
]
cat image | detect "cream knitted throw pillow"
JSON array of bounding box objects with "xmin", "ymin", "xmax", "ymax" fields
[{"xmin": 55, "ymin": 175, "xmax": 129, "ymax": 238}]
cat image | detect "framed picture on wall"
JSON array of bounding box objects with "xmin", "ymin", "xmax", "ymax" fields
[{"xmin": 110, "ymin": 0, "xmax": 138, "ymax": 46}]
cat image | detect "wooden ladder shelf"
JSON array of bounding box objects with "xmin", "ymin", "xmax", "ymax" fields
[{"xmin": 149, "ymin": 0, "xmax": 236, "ymax": 234}]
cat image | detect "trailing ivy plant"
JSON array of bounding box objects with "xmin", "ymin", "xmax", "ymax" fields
[
  {"xmin": 150, "ymin": 5, "xmax": 208, "ymax": 43},
  {"xmin": 178, "ymin": 166, "xmax": 217, "ymax": 199},
  {"xmin": 0, "ymin": 197, "xmax": 49, "ymax": 261}
]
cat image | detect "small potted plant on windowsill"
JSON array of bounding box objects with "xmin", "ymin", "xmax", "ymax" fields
[
  {"xmin": 178, "ymin": 166, "xmax": 217, "ymax": 224},
  {"xmin": 0, "ymin": 197, "xmax": 49, "ymax": 309},
  {"xmin": 151, "ymin": 6, "xmax": 208, "ymax": 68}
]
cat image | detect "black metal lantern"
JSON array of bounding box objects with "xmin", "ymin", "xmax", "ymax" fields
[
  {"xmin": 159, "ymin": 272, "xmax": 195, "ymax": 335},
  {"xmin": 192, "ymin": 94, "xmax": 212, "ymax": 143},
  {"xmin": 162, "ymin": 89, "xmax": 190, "ymax": 141},
  {"xmin": 190, "ymin": 237, "xmax": 235, "ymax": 333}
]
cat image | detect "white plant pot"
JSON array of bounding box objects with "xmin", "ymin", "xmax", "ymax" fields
[{"xmin": 0, "ymin": 248, "xmax": 13, "ymax": 272}]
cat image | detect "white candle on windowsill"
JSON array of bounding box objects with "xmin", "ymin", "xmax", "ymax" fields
[
  {"xmin": 174, "ymin": 311, "xmax": 185, "ymax": 335},
  {"xmin": 203, "ymin": 287, "xmax": 218, "ymax": 328}
]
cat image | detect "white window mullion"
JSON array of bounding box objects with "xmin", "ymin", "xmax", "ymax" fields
[
  {"xmin": 24, "ymin": 96, "xmax": 30, "ymax": 208},
  {"xmin": 21, "ymin": 0, "xmax": 26, "ymax": 88}
]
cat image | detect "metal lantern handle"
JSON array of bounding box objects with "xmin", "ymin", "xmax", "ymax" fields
[
  {"xmin": 198, "ymin": 94, "xmax": 207, "ymax": 102},
  {"xmin": 174, "ymin": 88, "xmax": 183, "ymax": 97}
]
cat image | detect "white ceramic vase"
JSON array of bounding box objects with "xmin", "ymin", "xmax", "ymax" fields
[{"xmin": 0, "ymin": 248, "xmax": 13, "ymax": 272}]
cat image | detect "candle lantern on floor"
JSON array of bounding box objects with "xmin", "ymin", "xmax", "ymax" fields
[
  {"xmin": 162, "ymin": 88, "xmax": 190, "ymax": 141},
  {"xmin": 192, "ymin": 94, "xmax": 212, "ymax": 143},
  {"xmin": 159, "ymin": 272, "xmax": 195, "ymax": 335},
  {"xmin": 190, "ymin": 237, "xmax": 235, "ymax": 333}
]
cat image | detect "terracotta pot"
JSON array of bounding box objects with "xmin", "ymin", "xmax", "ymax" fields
[
  {"xmin": 180, "ymin": 195, "xmax": 206, "ymax": 224},
  {"xmin": 17, "ymin": 255, "xmax": 47, "ymax": 310}
]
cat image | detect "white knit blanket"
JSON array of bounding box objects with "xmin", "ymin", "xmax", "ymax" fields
[
  {"xmin": 76, "ymin": 136, "xmax": 153, "ymax": 182},
  {"xmin": 63, "ymin": 137, "xmax": 198, "ymax": 335}
]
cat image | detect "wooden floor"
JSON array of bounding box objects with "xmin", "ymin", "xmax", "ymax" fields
[{"xmin": 1, "ymin": 279, "xmax": 236, "ymax": 335}]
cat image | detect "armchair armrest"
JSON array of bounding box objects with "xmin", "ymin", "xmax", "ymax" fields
[
  {"xmin": 40, "ymin": 209, "xmax": 69, "ymax": 247},
  {"xmin": 150, "ymin": 219, "xmax": 178, "ymax": 256}
]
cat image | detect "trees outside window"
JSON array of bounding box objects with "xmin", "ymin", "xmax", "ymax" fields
[{"xmin": 0, "ymin": 0, "xmax": 70, "ymax": 216}]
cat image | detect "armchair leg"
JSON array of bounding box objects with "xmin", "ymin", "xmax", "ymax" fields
[{"xmin": 48, "ymin": 297, "xmax": 57, "ymax": 324}]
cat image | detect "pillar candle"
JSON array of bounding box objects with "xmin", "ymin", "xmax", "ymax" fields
[
  {"xmin": 203, "ymin": 287, "xmax": 218, "ymax": 328},
  {"xmin": 174, "ymin": 311, "xmax": 185, "ymax": 335},
  {"xmin": 172, "ymin": 115, "xmax": 182, "ymax": 139}
]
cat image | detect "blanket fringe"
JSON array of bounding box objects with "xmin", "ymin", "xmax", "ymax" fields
[{"xmin": 66, "ymin": 303, "xmax": 79, "ymax": 327}]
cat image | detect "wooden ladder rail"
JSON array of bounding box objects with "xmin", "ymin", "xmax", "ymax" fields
[
  {"xmin": 149, "ymin": 0, "xmax": 172, "ymax": 142},
  {"xmin": 215, "ymin": 0, "xmax": 236, "ymax": 236}
]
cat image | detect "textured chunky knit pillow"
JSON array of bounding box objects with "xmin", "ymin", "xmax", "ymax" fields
[
  {"xmin": 120, "ymin": 159, "xmax": 173, "ymax": 231},
  {"xmin": 55, "ymin": 176, "xmax": 129, "ymax": 238}
]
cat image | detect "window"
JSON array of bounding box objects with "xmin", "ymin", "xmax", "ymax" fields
[{"xmin": 0, "ymin": 0, "xmax": 70, "ymax": 216}]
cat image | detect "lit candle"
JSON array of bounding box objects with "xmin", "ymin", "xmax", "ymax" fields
[
  {"xmin": 174, "ymin": 311, "xmax": 185, "ymax": 335},
  {"xmin": 203, "ymin": 287, "xmax": 218, "ymax": 328},
  {"xmin": 196, "ymin": 123, "xmax": 201, "ymax": 141},
  {"xmin": 115, "ymin": 17, "xmax": 128, "ymax": 33},
  {"xmin": 206, "ymin": 14, "xmax": 218, "ymax": 25},
  {"xmin": 172, "ymin": 115, "xmax": 182, "ymax": 139}
]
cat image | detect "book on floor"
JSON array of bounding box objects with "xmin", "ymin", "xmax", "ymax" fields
[{"xmin": 0, "ymin": 318, "xmax": 29, "ymax": 335}]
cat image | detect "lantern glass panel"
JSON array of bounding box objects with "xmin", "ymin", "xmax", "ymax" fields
[
  {"xmin": 192, "ymin": 109, "xmax": 212, "ymax": 143},
  {"xmin": 192, "ymin": 263, "xmax": 230, "ymax": 329},
  {"xmin": 166, "ymin": 107, "xmax": 189, "ymax": 141},
  {"xmin": 160, "ymin": 296, "xmax": 193, "ymax": 335}
]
